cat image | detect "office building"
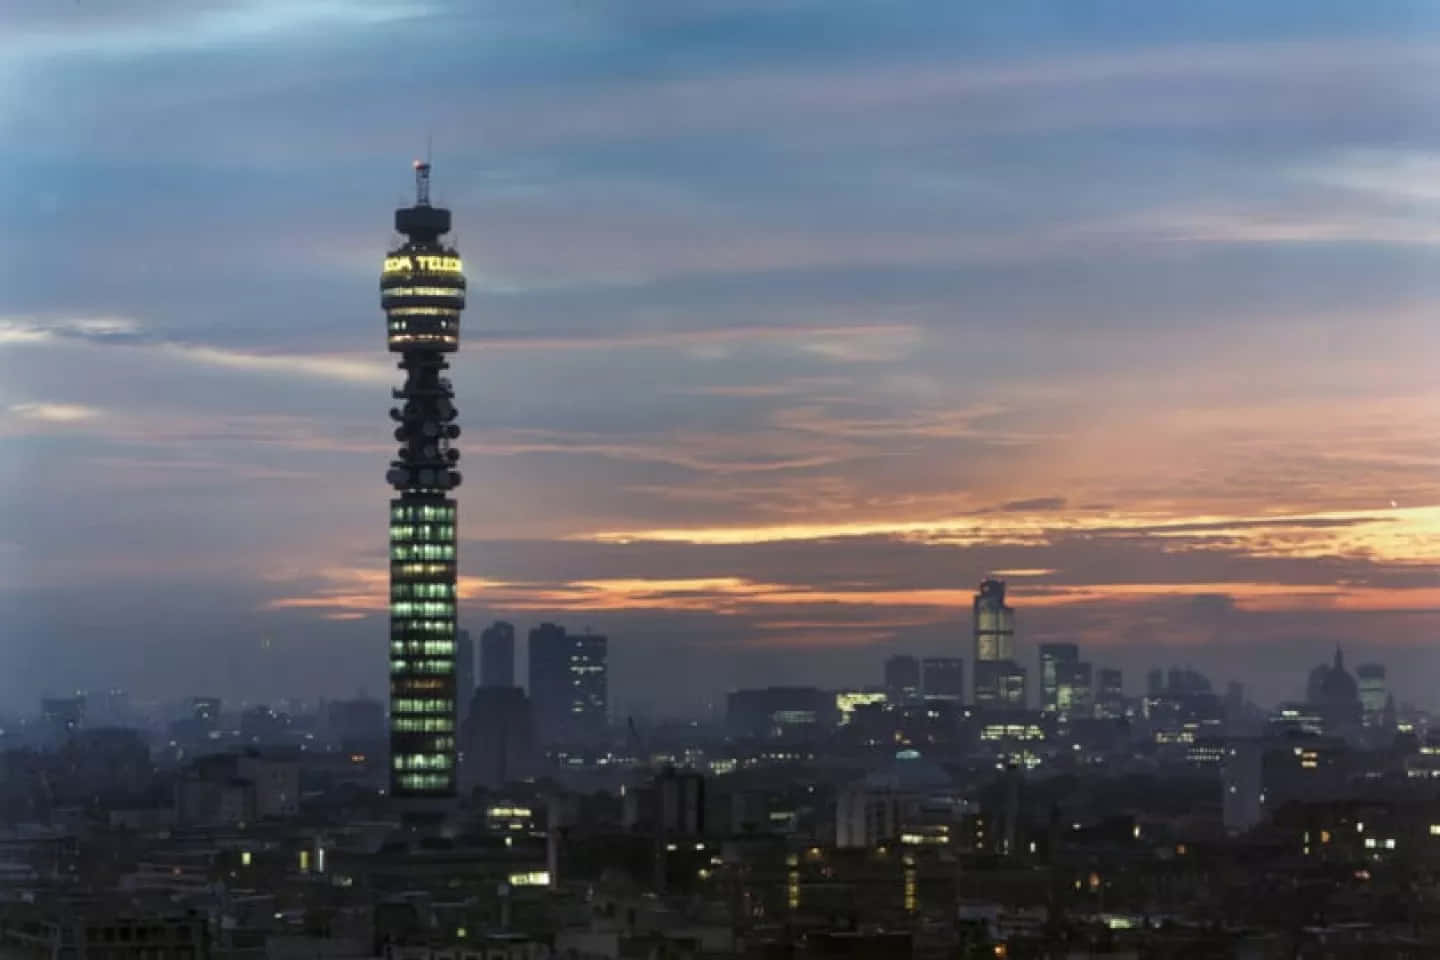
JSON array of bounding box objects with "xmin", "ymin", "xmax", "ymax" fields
[
  {"xmin": 1056, "ymin": 660, "xmax": 1093, "ymax": 718},
  {"xmin": 481, "ymin": 620, "xmax": 516, "ymax": 688},
  {"xmin": 974, "ymin": 578, "xmax": 1014, "ymax": 661},
  {"xmin": 884, "ymin": 655, "xmax": 921, "ymax": 701},
  {"xmin": 973, "ymin": 579, "xmax": 1023, "ymax": 708},
  {"xmin": 726, "ymin": 687, "xmax": 837, "ymax": 739},
  {"xmin": 1222, "ymin": 740, "xmax": 1264, "ymax": 835},
  {"xmin": 240, "ymin": 705, "xmax": 286, "ymax": 746},
  {"xmin": 460, "ymin": 687, "xmax": 535, "ymax": 791},
  {"xmin": 973, "ymin": 661, "xmax": 1027, "ymax": 710},
  {"xmin": 528, "ymin": 624, "xmax": 608, "ymax": 744},
  {"xmin": 623, "ymin": 766, "xmax": 705, "ymax": 837},
  {"xmin": 1038, "ymin": 642, "xmax": 1079, "ymax": 713},
  {"xmin": 835, "ymin": 689, "xmax": 888, "ymax": 726},
  {"xmin": 1097, "ymin": 668, "xmax": 1124, "ymax": 718},
  {"xmin": 383, "ymin": 162, "xmax": 467, "ymax": 800},
  {"xmin": 0, "ymin": 903, "xmax": 209, "ymax": 960},
  {"xmin": 921, "ymin": 657, "xmax": 965, "ymax": 702},
  {"xmin": 1356, "ymin": 663, "xmax": 1386, "ymax": 725},
  {"xmin": 176, "ymin": 751, "xmax": 299, "ymax": 825}
]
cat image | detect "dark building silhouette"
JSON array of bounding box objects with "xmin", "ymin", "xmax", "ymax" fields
[
  {"xmin": 326, "ymin": 696, "xmax": 384, "ymax": 750},
  {"xmin": 1168, "ymin": 666, "xmax": 1211, "ymax": 694},
  {"xmin": 168, "ymin": 697, "xmax": 221, "ymax": 751},
  {"xmin": 726, "ymin": 687, "xmax": 837, "ymax": 739},
  {"xmin": 460, "ymin": 687, "xmax": 535, "ymax": 791},
  {"xmin": 883, "ymin": 655, "xmax": 920, "ymax": 701},
  {"xmin": 1097, "ymin": 668, "xmax": 1124, "ymax": 718},
  {"xmin": 382, "ymin": 161, "xmax": 467, "ymax": 800},
  {"xmin": 1307, "ymin": 647, "xmax": 1363, "ymax": 733},
  {"xmin": 528, "ymin": 624, "xmax": 608, "ymax": 745},
  {"xmin": 0, "ymin": 904, "xmax": 209, "ymax": 960},
  {"xmin": 921, "ymin": 657, "xmax": 965, "ymax": 702},
  {"xmin": 623, "ymin": 766, "xmax": 705, "ymax": 836},
  {"xmin": 455, "ymin": 628, "xmax": 474, "ymax": 724},
  {"xmin": 481, "ymin": 620, "xmax": 516, "ymax": 688}
]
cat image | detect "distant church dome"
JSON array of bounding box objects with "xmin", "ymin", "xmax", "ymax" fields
[
  {"xmin": 1309, "ymin": 647, "xmax": 1362, "ymax": 729},
  {"xmin": 1319, "ymin": 649, "xmax": 1358, "ymax": 703}
]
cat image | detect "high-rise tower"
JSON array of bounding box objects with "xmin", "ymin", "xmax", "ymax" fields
[
  {"xmin": 528, "ymin": 624, "xmax": 609, "ymax": 745},
  {"xmin": 481, "ymin": 621, "xmax": 516, "ymax": 688},
  {"xmin": 383, "ymin": 162, "xmax": 466, "ymax": 800},
  {"xmin": 973, "ymin": 578, "xmax": 1024, "ymax": 709}
]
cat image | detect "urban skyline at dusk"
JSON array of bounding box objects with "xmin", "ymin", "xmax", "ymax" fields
[{"xmin": 3, "ymin": 1, "xmax": 1440, "ymax": 716}]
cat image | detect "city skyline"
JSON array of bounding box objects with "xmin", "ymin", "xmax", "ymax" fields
[{"xmin": 3, "ymin": 1, "xmax": 1440, "ymax": 714}]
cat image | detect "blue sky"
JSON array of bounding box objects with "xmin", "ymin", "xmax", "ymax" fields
[{"xmin": 2, "ymin": 0, "xmax": 1439, "ymax": 716}]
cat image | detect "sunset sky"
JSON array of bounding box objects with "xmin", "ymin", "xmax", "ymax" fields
[{"xmin": 2, "ymin": 1, "xmax": 1438, "ymax": 716}]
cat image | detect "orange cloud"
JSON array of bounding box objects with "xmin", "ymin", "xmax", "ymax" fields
[{"xmin": 263, "ymin": 567, "xmax": 1440, "ymax": 623}]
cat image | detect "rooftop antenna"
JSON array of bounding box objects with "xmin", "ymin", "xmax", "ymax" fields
[{"xmin": 413, "ymin": 156, "xmax": 431, "ymax": 207}]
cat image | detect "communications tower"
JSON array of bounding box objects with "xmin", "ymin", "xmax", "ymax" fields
[{"xmin": 382, "ymin": 161, "xmax": 465, "ymax": 800}]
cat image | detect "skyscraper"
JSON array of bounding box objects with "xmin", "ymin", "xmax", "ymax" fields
[
  {"xmin": 974, "ymin": 578, "xmax": 1015, "ymax": 662},
  {"xmin": 1056, "ymin": 660, "xmax": 1093, "ymax": 718},
  {"xmin": 1356, "ymin": 663, "xmax": 1386, "ymax": 725},
  {"xmin": 884, "ymin": 655, "xmax": 921, "ymax": 701},
  {"xmin": 528, "ymin": 624, "xmax": 609, "ymax": 744},
  {"xmin": 1097, "ymin": 668, "xmax": 1124, "ymax": 719},
  {"xmin": 1037, "ymin": 642, "xmax": 1079, "ymax": 713},
  {"xmin": 456, "ymin": 629, "xmax": 475, "ymax": 724},
  {"xmin": 973, "ymin": 579, "xmax": 1024, "ymax": 708},
  {"xmin": 481, "ymin": 621, "xmax": 516, "ymax": 688},
  {"xmin": 921, "ymin": 657, "xmax": 965, "ymax": 702},
  {"xmin": 383, "ymin": 162, "xmax": 467, "ymax": 801},
  {"xmin": 460, "ymin": 686, "xmax": 535, "ymax": 791}
]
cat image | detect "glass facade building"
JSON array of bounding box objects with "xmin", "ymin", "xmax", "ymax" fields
[
  {"xmin": 1038, "ymin": 642, "xmax": 1079, "ymax": 713},
  {"xmin": 972, "ymin": 578, "xmax": 1022, "ymax": 708},
  {"xmin": 528, "ymin": 624, "xmax": 609, "ymax": 745},
  {"xmin": 973, "ymin": 579, "xmax": 1015, "ymax": 663},
  {"xmin": 383, "ymin": 163, "xmax": 466, "ymax": 800},
  {"xmin": 921, "ymin": 657, "xmax": 965, "ymax": 702},
  {"xmin": 1356, "ymin": 663, "xmax": 1386, "ymax": 725}
]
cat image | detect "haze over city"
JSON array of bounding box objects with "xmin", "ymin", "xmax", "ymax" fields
[{"xmin": 3, "ymin": 0, "xmax": 1439, "ymax": 715}]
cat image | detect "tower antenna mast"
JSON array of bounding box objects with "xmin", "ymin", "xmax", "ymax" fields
[{"xmin": 413, "ymin": 158, "xmax": 431, "ymax": 207}]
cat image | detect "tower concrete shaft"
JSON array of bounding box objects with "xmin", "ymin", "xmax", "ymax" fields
[{"xmin": 381, "ymin": 162, "xmax": 466, "ymax": 800}]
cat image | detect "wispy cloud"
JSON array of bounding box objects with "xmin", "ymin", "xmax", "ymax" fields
[
  {"xmin": 158, "ymin": 343, "xmax": 389, "ymax": 384},
  {"xmin": 6, "ymin": 402, "xmax": 103, "ymax": 423},
  {"xmin": 0, "ymin": 315, "xmax": 390, "ymax": 385},
  {"xmin": 577, "ymin": 505, "xmax": 1440, "ymax": 569},
  {"xmin": 3, "ymin": 0, "xmax": 432, "ymax": 61},
  {"xmin": 470, "ymin": 322, "xmax": 915, "ymax": 352},
  {"xmin": 265, "ymin": 563, "xmax": 1440, "ymax": 626}
]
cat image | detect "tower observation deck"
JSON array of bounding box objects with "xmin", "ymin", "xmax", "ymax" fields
[{"xmin": 382, "ymin": 162, "xmax": 465, "ymax": 800}]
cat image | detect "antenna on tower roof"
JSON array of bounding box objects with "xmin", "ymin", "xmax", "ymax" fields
[{"xmin": 413, "ymin": 157, "xmax": 431, "ymax": 207}]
